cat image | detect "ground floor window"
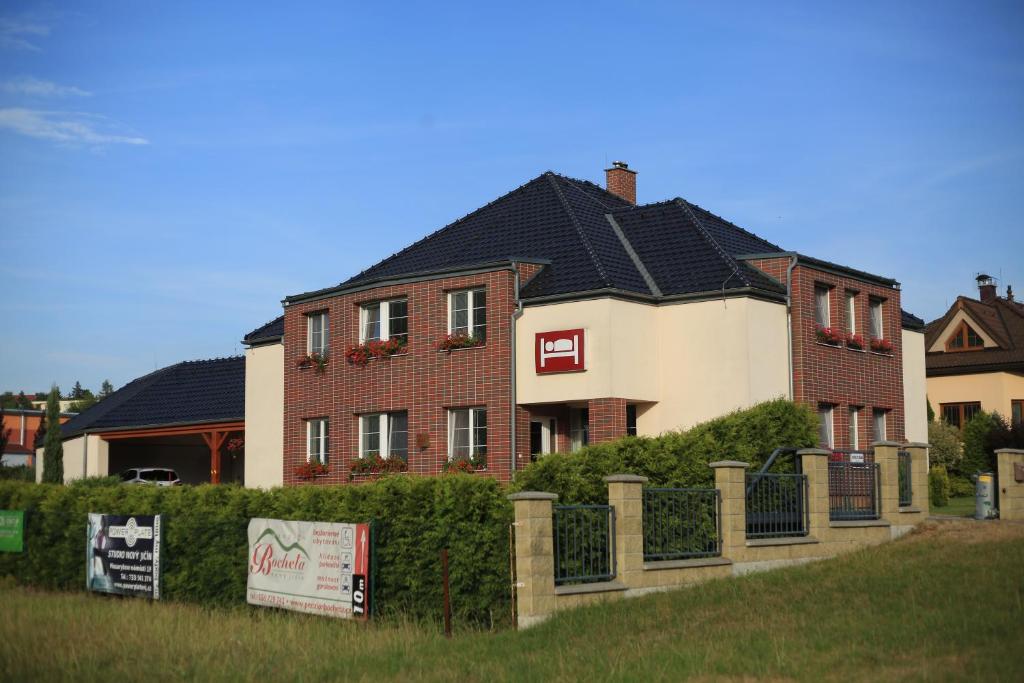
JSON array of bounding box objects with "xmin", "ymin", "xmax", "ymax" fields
[
  {"xmin": 530, "ymin": 417, "xmax": 557, "ymax": 459},
  {"xmin": 359, "ymin": 411, "xmax": 409, "ymax": 461},
  {"xmin": 849, "ymin": 406, "xmax": 860, "ymax": 450},
  {"xmin": 818, "ymin": 404, "xmax": 834, "ymax": 449},
  {"xmin": 306, "ymin": 418, "xmax": 329, "ymax": 464},
  {"xmin": 1012, "ymin": 400, "xmax": 1023, "ymax": 426},
  {"xmin": 569, "ymin": 408, "xmax": 589, "ymax": 452},
  {"xmin": 872, "ymin": 408, "xmax": 888, "ymax": 442},
  {"xmin": 448, "ymin": 407, "xmax": 486, "ymax": 461},
  {"xmin": 626, "ymin": 404, "xmax": 637, "ymax": 437},
  {"xmin": 940, "ymin": 402, "xmax": 981, "ymax": 430}
]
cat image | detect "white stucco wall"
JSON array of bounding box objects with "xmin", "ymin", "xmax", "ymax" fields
[
  {"xmin": 516, "ymin": 296, "xmax": 791, "ymax": 435},
  {"xmin": 245, "ymin": 342, "xmax": 284, "ymax": 488},
  {"xmin": 901, "ymin": 329, "xmax": 928, "ymax": 443},
  {"xmin": 35, "ymin": 434, "xmax": 110, "ymax": 483}
]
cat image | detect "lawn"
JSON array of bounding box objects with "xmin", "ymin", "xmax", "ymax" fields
[
  {"xmin": 2, "ymin": 519, "xmax": 1023, "ymax": 682},
  {"xmin": 933, "ymin": 495, "xmax": 976, "ymax": 518}
]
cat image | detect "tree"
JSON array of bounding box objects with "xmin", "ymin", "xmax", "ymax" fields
[
  {"xmin": 926, "ymin": 397, "xmax": 935, "ymax": 423},
  {"xmin": 927, "ymin": 420, "xmax": 962, "ymax": 471},
  {"xmin": 41, "ymin": 386, "xmax": 64, "ymax": 484},
  {"xmin": 99, "ymin": 380, "xmax": 115, "ymax": 400},
  {"xmin": 960, "ymin": 411, "xmax": 998, "ymax": 475},
  {"xmin": 33, "ymin": 409, "xmax": 46, "ymax": 449},
  {"xmin": 70, "ymin": 381, "xmax": 85, "ymax": 400}
]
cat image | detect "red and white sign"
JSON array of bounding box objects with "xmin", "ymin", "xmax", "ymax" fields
[{"xmin": 535, "ymin": 329, "xmax": 585, "ymax": 374}]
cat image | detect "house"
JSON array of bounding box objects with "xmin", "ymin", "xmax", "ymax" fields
[
  {"xmin": 30, "ymin": 398, "xmax": 81, "ymax": 413},
  {"xmin": 36, "ymin": 358, "xmax": 244, "ymax": 484},
  {"xmin": 924, "ymin": 275, "xmax": 1024, "ymax": 428},
  {"xmin": 2, "ymin": 408, "xmax": 74, "ymax": 467},
  {"xmin": 242, "ymin": 163, "xmax": 928, "ymax": 486}
]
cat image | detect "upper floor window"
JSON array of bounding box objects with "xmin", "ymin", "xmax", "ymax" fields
[
  {"xmin": 945, "ymin": 321, "xmax": 984, "ymax": 352},
  {"xmin": 872, "ymin": 408, "xmax": 887, "ymax": 442},
  {"xmin": 359, "ymin": 411, "xmax": 409, "ymax": 462},
  {"xmin": 306, "ymin": 418, "xmax": 329, "ymax": 464},
  {"xmin": 869, "ymin": 298, "xmax": 884, "ymax": 339},
  {"xmin": 814, "ymin": 285, "xmax": 831, "ymax": 327},
  {"xmin": 448, "ymin": 407, "xmax": 486, "ymax": 460},
  {"xmin": 818, "ymin": 403, "xmax": 834, "ymax": 449},
  {"xmin": 845, "ymin": 291, "xmax": 857, "ymax": 334},
  {"xmin": 307, "ymin": 312, "xmax": 329, "ymax": 356},
  {"xmin": 448, "ymin": 288, "xmax": 486, "ymax": 342},
  {"xmin": 360, "ymin": 299, "xmax": 409, "ymax": 345},
  {"xmin": 941, "ymin": 402, "xmax": 981, "ymax": 430}
]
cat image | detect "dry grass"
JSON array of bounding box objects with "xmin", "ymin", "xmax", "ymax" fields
[{"xmin": 1, "ymin": 519, "xmax": 1023, "ymax": 682}]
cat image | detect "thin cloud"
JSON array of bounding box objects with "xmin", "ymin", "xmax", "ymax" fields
[
  {"xmin": 2, "ymin": 76, "xmax": 91, "ymax": 97},
  {"xmin": 0, "ymin": 18, "xmax": 49, "ymax": 51},
  {"xmin": 0, "ymin": 108, "xmax": 148, "ymax": 146}
]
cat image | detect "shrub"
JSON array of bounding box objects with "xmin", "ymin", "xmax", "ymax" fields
[
  {"xmin": 948, "ymin": 475, "xmax": 974, "ymax": 498},
  {"xmin": 512, "ymin": 399, "xmax": 819, "ymax": 504},
  {"xmin": 927, "ymin": 421, "xmax": 962, "ymax": 471},
  {"xmin": 960, "ymin": 411, "xmax": 997, "ymax": 475},
  {"xmin": 929, "ymin": 464, "xmax": 950, "ymax": 507},
  {"xmin": 0, "ymin": 465, "xmax": 34, "ymax": 481},
  {"xmin": 0, "ymin": 475, "xmax": 512, "ymax": 627}
]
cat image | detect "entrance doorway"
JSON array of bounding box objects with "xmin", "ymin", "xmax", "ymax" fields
[{"xmin": 530, "ymin": 418, "xmax": 556, "ymax": 461}]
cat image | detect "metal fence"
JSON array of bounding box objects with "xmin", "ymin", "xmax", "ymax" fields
[
  {"xmin": 552, "ymin": 504, "xmax": 616, "ymax": 585},
  {"xmin": 898, "ymin": 450, "xmax": 912, "ymax": 507},
  {"xmin": 642, "ymin": 488, "xmax": 721, "ymax": 561},
  {"xmin": 829, "ymin": 462, "xmax": 881, "ymax": 520},
  {"xmin": 745, "ymin": 473, "xmax": 809, "ymax": 539}
]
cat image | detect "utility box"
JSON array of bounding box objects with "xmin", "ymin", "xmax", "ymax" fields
[{"xmin": 974, "ymin": 473, "xmax": 998, "ymax": 520}]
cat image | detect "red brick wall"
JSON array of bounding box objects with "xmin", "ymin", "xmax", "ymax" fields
[
  {"xmin": 747, "ymin": 257, "xmax": 905, "ymax": 448},
  {"xmin": 283, "ymin": 269, "xmax": 518, "ymax": 485},
  {"xmin": 589, "ymin": 398, "xmax": 628, "ymax": 444}
]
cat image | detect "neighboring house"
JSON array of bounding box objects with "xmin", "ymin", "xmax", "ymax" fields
[
  {"xmin": 1, "ymin": 408, "xmax": 75, "ymax": 467},
  {"xmin": 242, "ymin": 163, "xmax": 928, "ymax": 486},
  {"xmin": 36, "ymin": 358, "xmax": 244, "ymax": 485},
  {"xmin": 924, "ymin": 275, "xmax": 1024, "ymax": 429},
  {"xmin": 30, "ymin": 398, "xmax": 81, "ymax": 413}
]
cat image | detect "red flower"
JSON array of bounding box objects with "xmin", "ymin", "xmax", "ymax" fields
[
  {"xmin": 845, "ymin": 333, "xmax": 865, "ymax": 350},
  {"xmin": 870, "ymin": 337, "xmax": 893, "ymax": 354},
  {"xmin": 815, "ymin": 325, "xmax": 844, "ymax": 345},
  {"xmin": 438, "ymin": 334, "xmax": 483, "ymax": 352}
]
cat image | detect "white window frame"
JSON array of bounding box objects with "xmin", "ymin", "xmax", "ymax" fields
[
  {"xmin": 846, "ymin": 292, "xmax": 857, "ymax": 334},
  {"xmin": 814, "ymin": 285, "xmax": 831, "ymax": 327},
  {"xmin": 447, "ymin": 407, "xmax": 487, "ymax": 461},
  {"xmin": 530, "ymin": 418, "xmax": 557, "ymax": 456},
  {"xmin": 306, "ymin": 418, "xmax": 329, "ymax": 464},
  {"xmin": 819, "ymin": 404, "xmax": 834, "ymax": 449},
  {"xmin": 447, "ymin": 288, "xmax": 486, "ymax": 339},
  {"xmin": 358, "ymin": 411, "xmax": 408, "ymax": 460},
  {"xmin": 873, "ymin": 409, "xmax": 887, "ymax": 442},
  {"xmin": 306, "ymin": 312, "xmax": 329, "ymax": 356},
  {"xmin": 869, "ymin": 299, "xmax": 884, "ymax": 339},
  {"xmin": 849, "ymin": 406, "xmax": 860, "ymax": 450},
  {"xmin": 359, "ymin": 299, "xmax": 408, "ymax": 344},
  {"xmin": 569, "ymin": 408, "xmax": 589, "ymax": 452}
]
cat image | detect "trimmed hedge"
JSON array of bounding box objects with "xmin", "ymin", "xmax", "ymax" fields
[
  {"xmin": 929, "ymin": 465, "xmax": 950, "ymax": 507},
  {"xmin": 0, "ymin": 474, "xmax": 513, "ymax": 627},
  {"xmin": 512, "ymin": 399, "xmax": 819, "ymax": 504}
]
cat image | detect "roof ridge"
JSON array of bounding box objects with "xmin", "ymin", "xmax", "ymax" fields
[
  {"xmin": 546, "ymin": 173, "xmax": 612, "ymax": 288},
  {"xmin": 674, "ymin": 198, "xmax": 751, "ymax": 287},
  {"xmin": 683, "ymin": 200, "xmax": 782, "ymax": 252},
  {"xmin": 556, "ymin": 174, "xmax": 630, "ymax": 211}
]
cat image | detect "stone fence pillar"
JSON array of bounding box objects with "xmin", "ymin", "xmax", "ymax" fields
[
  {"xmin": 605, "ymin": 474, "xmax": 648, "ymax": 586},
  {"xmin": 710, "ymin": 461, "xmax": 749, "ymax": 559},
  {"xmin": 872, "ymin": 441, "xmax": 901, "ymax": 522},
  {"xmin": 902, "ymin": 443, "xmax": 930, "ymax": 515},
  {"xmin": 797, "ymin": 448, "xmax": 831, "ymax": 539},
  {"xmin": 996, "ymin": 448, "xmax": 1024, "ymax": 522},
  {"xmin": 508, "ymin": 491, "xmax": 558, "ymax": 627}
]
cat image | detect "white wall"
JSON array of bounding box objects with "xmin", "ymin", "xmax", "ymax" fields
[
  {"xmin": 901, "ymin": 329, "xmax": 928, "ymax": 443},
  {"xmin": 245, "ymin": 342, "xmax": 284, "ymax": 488},
  {"xmin": 35, "ymin": 434, "xmax": 110, "ymax": 483}
]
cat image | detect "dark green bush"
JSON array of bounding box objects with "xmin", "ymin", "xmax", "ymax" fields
[
  {"xmin": 948, "ymin": 475, "xmax": 974, "ymax": 498},
  {"xmin": 512, "ymin": 399, "xmax": 819, "ymax": 503},
  {"xmin": 0, "ymin": 474, "xmax": 512, "ymax": 627},
  {"xmin": 929, "ymin": 465, "xmax": 950, "ymax": 507},
  {"xmin": 0, "ymin": 465, "xmax": 34, "ymax": 481},
  {"xmin": 960, "ymin": 411, "xmax": 997, "ymax": 475}
]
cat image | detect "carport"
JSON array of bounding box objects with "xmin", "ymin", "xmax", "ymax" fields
[{"xmin": 103, "ymin": 422, "xmax": 244, "ymax": 484}]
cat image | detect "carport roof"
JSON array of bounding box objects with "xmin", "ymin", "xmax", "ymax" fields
[{"xmin": 59, "ymin": 356, "xmax": 245, "ymax": 440}]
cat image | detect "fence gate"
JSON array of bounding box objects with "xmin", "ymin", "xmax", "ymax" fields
[
  {"xmin": 828, "ymin": 461, "xmax": 881, "ymax": 520},
  {"xmin": 552, "ymin": 504, "xmax": 615, "ymax": 585}
]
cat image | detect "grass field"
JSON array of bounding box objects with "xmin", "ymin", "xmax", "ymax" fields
[
  {"xmin": 934, "ymin": 495, "xmax": 976, "ymax": 518},
  {"xmin": 2, "ymin": 519, "xmax": 1023, "ymax": 682}
]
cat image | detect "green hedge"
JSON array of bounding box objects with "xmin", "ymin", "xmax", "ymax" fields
[
  {"xmin": 0, "ymin": 474, "xmax": 513, "ymax": 627},
  {"xmin": 512, "ymin": 399, "xmax": 819, "ymax": 503},
  {"xmin": 929, "ymin": 465, "xmax": 950, "ymax": 507}
]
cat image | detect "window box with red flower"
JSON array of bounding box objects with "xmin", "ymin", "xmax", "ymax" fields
[
  {"xmin": 294, "ymin": 461, "xmax": 330, "ymax": 480},
  {"xmin": 443, "ymin": 453, "xmax": 487, "ymax": 473},
  {"xmin": 345, "ymin": 337, "xmax": 407, "ymax": 366},
  {"xmin": 814, "ymin": 325, "xmax": 844, "ymax": 346},
  {"xmin": 845, "ymin": 333, "xmax": 865, "ymax": 351},
  {"xmin": 438, "ymin": 333, "xmax": 484, "ymax": 352},
  {"xmin": 295, "ymin": 352, "xmax": 329, "ymax": 373},
  {"xmin": 348, "ymin": 454, "xmax": 408, "ymax": 480},
  {"xmin": 869, "ymin": 337, "xmax": 893, "ymax": 354}
]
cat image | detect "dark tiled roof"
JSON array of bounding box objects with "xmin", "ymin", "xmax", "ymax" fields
[
  {"xmin": 60, "ymin": 357, "xmax": 244, "ymax": 439},
  {"xmin": 901, "ymin": 309, "xmax": 925, "ymax": 331},
  {"xmin": 924, "ymin": 296, "xmax": 1024, "ymax": 374},
  {"xmin": 243, "ymin": 316, "xmax": 284, "ymax": 345}
]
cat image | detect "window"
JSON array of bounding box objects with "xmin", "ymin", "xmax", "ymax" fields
[
  {"xmin": 846, "ymin": 292, "xmax": 857, "ymax": 334},
  {"xmin": 530, "ymin": 418, "xmax": 557, "ymax": 458},
  {"xmin": 306, "ymin": 418, "xmax": 329, "ymax": 464},
  {"xmin": 872, "ymin": 409, "xmax": 887, "ymax": 442},
  {"xmin": 814, "ymin": 285, "xmax": 831, "ymax": 327},
  {"xmin": 849, "ymin": 406, "xmax": 860, "ymax": 450},
  {"xmin": 359, "ymin": 299, "xmax": 409, "ymax": 344},
  {"xmin": 1012, "ymin": 400, "xmax": 1023, "ymax": 427},
  {"xmin": 626, "ymin": 404, "xmax": 638, "ymax": 437},
  {"xmin": 945, "ymin": 321, "xmax": 984, "ymax": 352},
  {"xmin": 448, "ymin": 408, "xmax": 487, "ymax": 460},
  {"xmin": 448, "ymin": 288, "xmax": 486, "ymax": 341},
  {"xmin": 941, "ymin": 402, "xmax": 982, "ymax": 430},
  {"xmin": 869, "ymin": 298, "xmax": 884, "ymax": 339},
  {"xmin": 569, "ymin": 408, "xmax": 589, "ymax": 452},
  {"xmin": 307, "ymin": 312, "xmax": 329, "ymax": 355},
  {"xmin": 818, "ymin": 404, "xmax": 834, "ymax": 449},
  {"xmin": 359, "ymin": 412, "xmax": 409, "ymax": 461}
]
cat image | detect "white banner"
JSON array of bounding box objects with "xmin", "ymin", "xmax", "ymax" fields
[{"xmin": 246, "ymin": 518, "xmax": 370, "ymax": 620}]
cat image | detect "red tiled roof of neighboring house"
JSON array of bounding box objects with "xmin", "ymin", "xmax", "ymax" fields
[{"xmin": 924, "ymin": 295, "xmax": 1024, "ymax": 375}]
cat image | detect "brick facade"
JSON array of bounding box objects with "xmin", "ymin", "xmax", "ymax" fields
[{"xmin": 746, "ymin": 257, "xmax": 905, "ymax": 448}]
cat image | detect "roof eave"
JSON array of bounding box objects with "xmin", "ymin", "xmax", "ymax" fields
[
  {"xmin": 520, "ymin": 285, "xmax": 787, "ymax": 307},
  {"xmin": 737, "ymin": 251, "xmax": 899, "ymax": 288}
]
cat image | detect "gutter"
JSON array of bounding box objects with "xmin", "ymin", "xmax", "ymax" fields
[
  {"xmin": 786, "ymin": 254, "xmax": 797, "ymax": 400},
  {"xmin": 510, "ymin": 262, "xmax": 525, "ymax": 478}
]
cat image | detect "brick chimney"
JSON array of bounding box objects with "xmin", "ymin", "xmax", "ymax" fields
[
  {"xmin": 977, "ymin": 273, "xmax": 997, "ymax": 303},
  {"xmin": 605, "ymin": 161, "xmax": 637, "ymax": 204}
]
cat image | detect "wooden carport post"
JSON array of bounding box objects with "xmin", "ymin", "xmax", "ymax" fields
[{"xmin": 201, "ymin": 430, "xmax": 228, "ymax": 484}]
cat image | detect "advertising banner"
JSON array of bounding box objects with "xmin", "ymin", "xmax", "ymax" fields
[
  {"xmin": 0, "ymin": 510, "xmax": 24, "ymax": 552},
  {"xmin": 247, "ymin": 518, "xmax": 371, "ymax": 620},
  {"xmin": 86, "ymin": 514, "xmax": 162, "ymax": 599}
]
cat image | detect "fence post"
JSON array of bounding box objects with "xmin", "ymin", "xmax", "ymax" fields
[
  {"xmin": 710, "ymin": 461, "xmax": 749, "ymax": 560},
  {"xmin": 902, "ymin": 442, "xmax": 930, "ymax": 517},
  {"xmin": 507, "ymin": 491, "xmax": 558, "ymax": 628},
  {"xmin": 872, "ymin": 441, "xmax": 901, "ymax": 522},
  {"xmin": 797, "ymin": 448, "xmax": 831, "ymax": 539},
  {"xmin": 604, "ymin": 474, "xmax": 647, "ymax": 587},
  {"xmin": 996, "ymin": 448, "xmax": 1024, "ymax": 521}
]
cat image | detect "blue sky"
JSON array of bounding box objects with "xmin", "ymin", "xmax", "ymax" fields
[{"xmin": 1, "ymin": 1, "xmax": 1022, "ymax": 393}]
